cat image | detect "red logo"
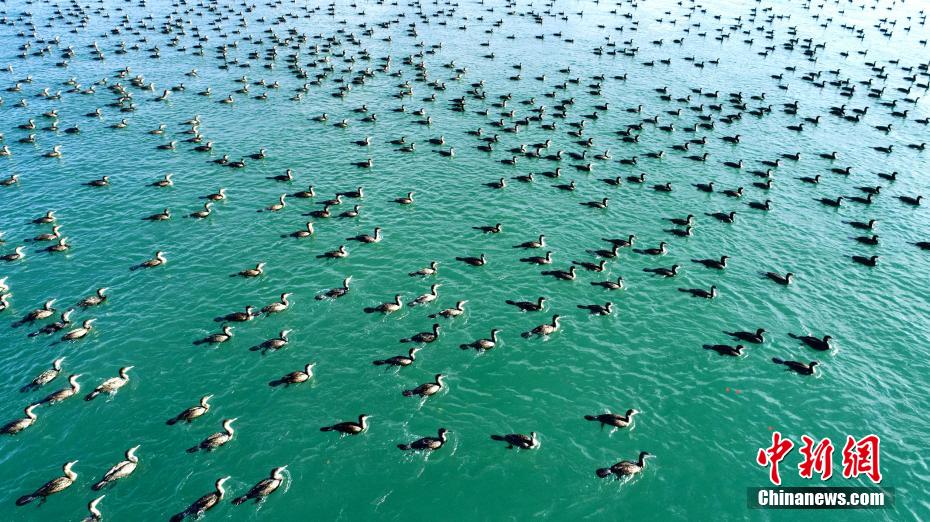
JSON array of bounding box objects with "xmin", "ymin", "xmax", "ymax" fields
[{"xmin": 757, "ymin": 433, "xmax": 882, "ymax": 485}]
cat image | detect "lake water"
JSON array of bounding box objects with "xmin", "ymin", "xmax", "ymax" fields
[{"xmin": 0, "ymin": 0, "xmax": 928, "ymax": 519}]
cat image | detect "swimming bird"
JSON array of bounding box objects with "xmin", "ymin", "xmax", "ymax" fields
[
  {"xmin": 251, "ymin": 330, "xmax": 292, "ymax": 353},
  {"xmin": 766, "ymin": 272, "xmax": 794, "ymax": 285},
  {"xmin": 506, "ymin": 297, "xmax": 546, "ymax": 312},
  {"xmin": 704, "ymin": 344, "xmax": 745, "ymax": 356},
  {"xmin": 167, "ymin": 395, "xmax": 213, "ymax": 425},
  {"xmin": 237, "ymin": 263, "xmax": 265, "ymax": 277},
  {"xmin": 772, "ymin": 358, "xmax": 819, "ymax": 376},
  {"xmin": 21, "ymin": 357, "xmax": 65, "ymax": 391},
  {"xmin": 542, "ymin": 266, "xmax": 577, "ymax": 280},
  {"xmin": 1, "ymin": 404, "xmax": 39, "ymax": 435},
  {"xmin": 403, "ymin": 374, "xmax": 446, "ymax": 397},
  {"xmin": 16, "ymin": 461, "xmax": 78, "ymax": 505},
  {"xmin": 82, "ymin": 495, "xmax": 105, "ymax": 522},
  {"xmin": 62, "ymin": 319, "xmax": 96, "ymax": 341},
  {"xmin": 133, "ymin": 251, "xmax": 167, "ymax": 270},
  {"xmin": 430, "ymin": 300, "xmax": 468, "ymax": 319},
  {"xmin": 400, "ymin": 324, "xmax": 441, "ymax": 344},
  {"xmin": 522, "ymin": 315, "xmax": 561, "ymax": 338},
  {"xmin": 269, "ymin": 364, "xmax": 315, "ymax": 386},
  {"xmin": 584, "ymin": 409, "xmax": 640, "ymax": 429},
  {"xmin": 398, "ymin": 428, "xmax": 449, "ymax": 451},
  {"xmin": 456, "ymin": 253, "xmax": 487, "ymax": 266},
  {"xmin": 520, "ymin": 251, "xmax": 553, "ymax": 265},
  {"xmin": 490, "ymin": 432, "xmax": 539, "ymax": 449},
  {"xmin": 91, "ymin": 445, "xmax": 140, "ymax": 490},
  {"xmin": 460, "ymin": 329, "xmax": 501, "ymax": 351},
  {"xmin": 143, "ymin": 208, "xmax": 171, "ymax": 221},
  {"xmin": 194, "ymin": 326, "xmax": 233, "ymax": 345},
  {"xmin": 320, "ymin": 414, "xmax": 369, "ymax": 435},
  {"xmin": 692, "ymin": 256, "xmax": 729, "ymax": 269},
  {"xmin": 789, "ymin": 333, "xmax": 833, "ymax": 351},
  {"xmin": 261, "ymin": 293, "xmax": 293, "ymax": 314},
  {"xmin": 217, "ymin": 305, "xmax": 255, "ymax": 323},
  {"xmin": 373, "ymin": 347, "xmax": 421, "ymax": 367},
  {"xmin": 602, "ymin": 235, "xmax": 636, "ymax": 248},
  {"xmin": 409, "ymin": 284, "xmax": 440, "ymax": 306},
  {"xmin": 365, "ymin": 295, "xmax": 403, "ymax": 314},
  {"xmin": 725, "ymin": 328, "xmax": 766, "ymax": 344},
  {"xmin": 15, "ymin": 298, "xmax": 56, "ymax": 325},
  {"xmin": 169, "ymin": 476, "xmax": 229, "ymax": 522},
  {"xmin": 596, "ymin": 452, "xmax": 653, "ymax": 479},
  {"xmin": 187, "ymin": 418, "xmax": 238, "ymax": 452},
  {"xmin": 637, "ymin": 242, "xmax": 669, "ymax": 256},
  {"xmin": 578, "ymin": 302, "xmax": 614, "ymax": 315},
  {"xmin": 347, "ymin": 227, "xmax": 382, "ymax": 243},
  {"xmin": 852, "ymin": 255, "xmax": 879, "ymax": 267},
  {"xmin": 394, "ymin": 192, "xmax": 415, "ymax": 205},
  {"xmin": 231, "ymin": 466, "xmax": 288, "ymax": 505},
  {"xmin": 643, "ymin": 264, "xmax": 680, "ymax": 277},
  {"xmin": 679, "ymin": 285, "xmax": 717, "ymax": 299},
  {"xmin": 78, "ymin": 288, "xmax": 108, "ymax": 308},
  {"xmin": 513, "ymin": 235, "xmax": 546, "ymax": 249},
  {"xmin": 316, "ymin": 277, "xmax": 352, "ymax": 300},
  {"xmin": 85, "ymin": 366, "xmax": 134, "ymax": 401}
]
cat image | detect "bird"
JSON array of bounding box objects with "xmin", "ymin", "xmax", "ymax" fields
[
  {"xmin": 373, "ymin": 348, "xmax": 420, "ymax": 367},
  {"xmin": 167, "ymin": 395, "xmax": 213, "ymax": 425},
  {"xmin": 789, "ymin": 333, "xmax": 833, "ymax": 351},
  {"xmin": 460, "ymin": 329, "xmax": 501, "ymax": 351},
  {"xmin": 169, "ymin": 476, "xmax": 230, "ymax": 522},
  {"xmin": 91, "ymin": 445, "xmax": 140, "ymax": 490},
  {"xmin": 187, "ymin": 418, "xmax": 238, "ymax": 452},
  {"xmin": 772, "ymin": 358, "xmax": 819, "ymax": 376},
  {"xmin": 490, "ymin": 432, "xmax": 539, "ymax": 449},
  {"xmin": 678, "ymin": 285, "xmax": 718, "ymax": 299},
  {"xmin": 584, "ymin": 409, "xmax": 640, "ymax": 429},
  {"xmin": 765, "ymin": 272, "xmax": 794, "ymax": 285},
  {"xmin": 430, "ymin": 300, "xmax": 468, "ymax": 319},
  {"xmin": 317, "ymin": 277, "xmax": 352, "ymax": 300},
  {"xmin": 400, "ymin": 324, "xmax": 441, "ymax": 344},
  {"xmin": 703, "ymin": 344, "xmax": 745, "ymax": 356},
  {"xmin": 398, "ymin": 428, "xmax": 449, "ymax": 451},
  {"xmin": 522, "ymin": 315, "xmax": 561, "ymax": 338},
  {"xmin": 269, "ymin": 363, "xmax": 315, "ymax": 386},
  {"xmin": 82, "ymin": 495, "xmax": 105, "ymax": 522},
  {"xmin": 403, "ymin": 374, "xmax": 446, "ymax": 397},
  {"xmin": 85, "ymin": 366, "xmax": 134, "ymax": 401},
  {"xmin": 231, "ymin": 466, "xmax": 288, "ymax": 505},
  {"xmin": 16, "ymin": 461, "xmax": 78, "ymax": 505},
  {"xmin": 1, "ymin": 404, "xmax": 39, "ymax": 435},
  {"xmin": 506, "ymin": 297, "xmax": 546, "ymax": 312},
  {"xmin": 596, "ymin": 452, "xmax": 654, "ymax": 479},
  {"xmin": 320, "ymin": 414, "xmax": 370, "ymax": 435},
  {"xmin": 20, "ymin": 357, "xmax": 65, "ymax": 391}
]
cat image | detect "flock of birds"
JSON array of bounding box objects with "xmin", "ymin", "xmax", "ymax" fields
[{"xmin": 0, "ymin": 0, "xmax": 928, "ymax": 517}]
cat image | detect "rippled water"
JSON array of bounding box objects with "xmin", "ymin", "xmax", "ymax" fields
[{"xmin": 1, "ymin": 0, "xmax": 929, "ymax": 519}]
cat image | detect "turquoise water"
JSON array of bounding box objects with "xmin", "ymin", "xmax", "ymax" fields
[{"xmin": 1, "ymin": 0, "xmax": 929, "ymax": 519}]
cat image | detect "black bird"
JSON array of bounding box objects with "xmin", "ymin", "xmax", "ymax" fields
[
  {"xmin": 789, "ymin": 333, "xmax": 833, "ymax": 351},
  {"xmin": 577, "ymin": 302, "xmax": 613, "ymax": 315},
  {"xmin": 490, "ymin": 432, "xmax": 539, "ymax": 449},
  {"xmin": 643, "ymin": 265, "xmax": 679, "ymax": 277},
  {"xmin": 772, "ymin": 358, "xmax": 819, "ymax": 376},
  {"xmin": 692, "ymin": 256, "xmax": 729, "ymax": 269},
  {"xmin": 765, "ymin": 272, "xmax": 794, "ymax": 285},
  {"xmin": 703, "ymin": 344, "xmax": 744, "ymax": 356},
  {"xmin": 726, "ymin": 328, "xmax": 766, "ymax": 344},
  {"xmin": 851, "ymin": 255, "xmax": 879, "ymax": 266},
  {"xmin": 505, "ymin": 297, "xmax": 546, "ymax": 312},
  {"xmin": 398, "ymin": 428, "xmax": 449, "ymax": 451},
  {"xmin": 679, "ymin": 285, "xmax": 717, "ymax": 298}
]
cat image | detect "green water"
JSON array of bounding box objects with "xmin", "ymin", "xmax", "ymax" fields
[{"xmin": 1, "ymin": 0, "xmax": 929, "ymax": 519}]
